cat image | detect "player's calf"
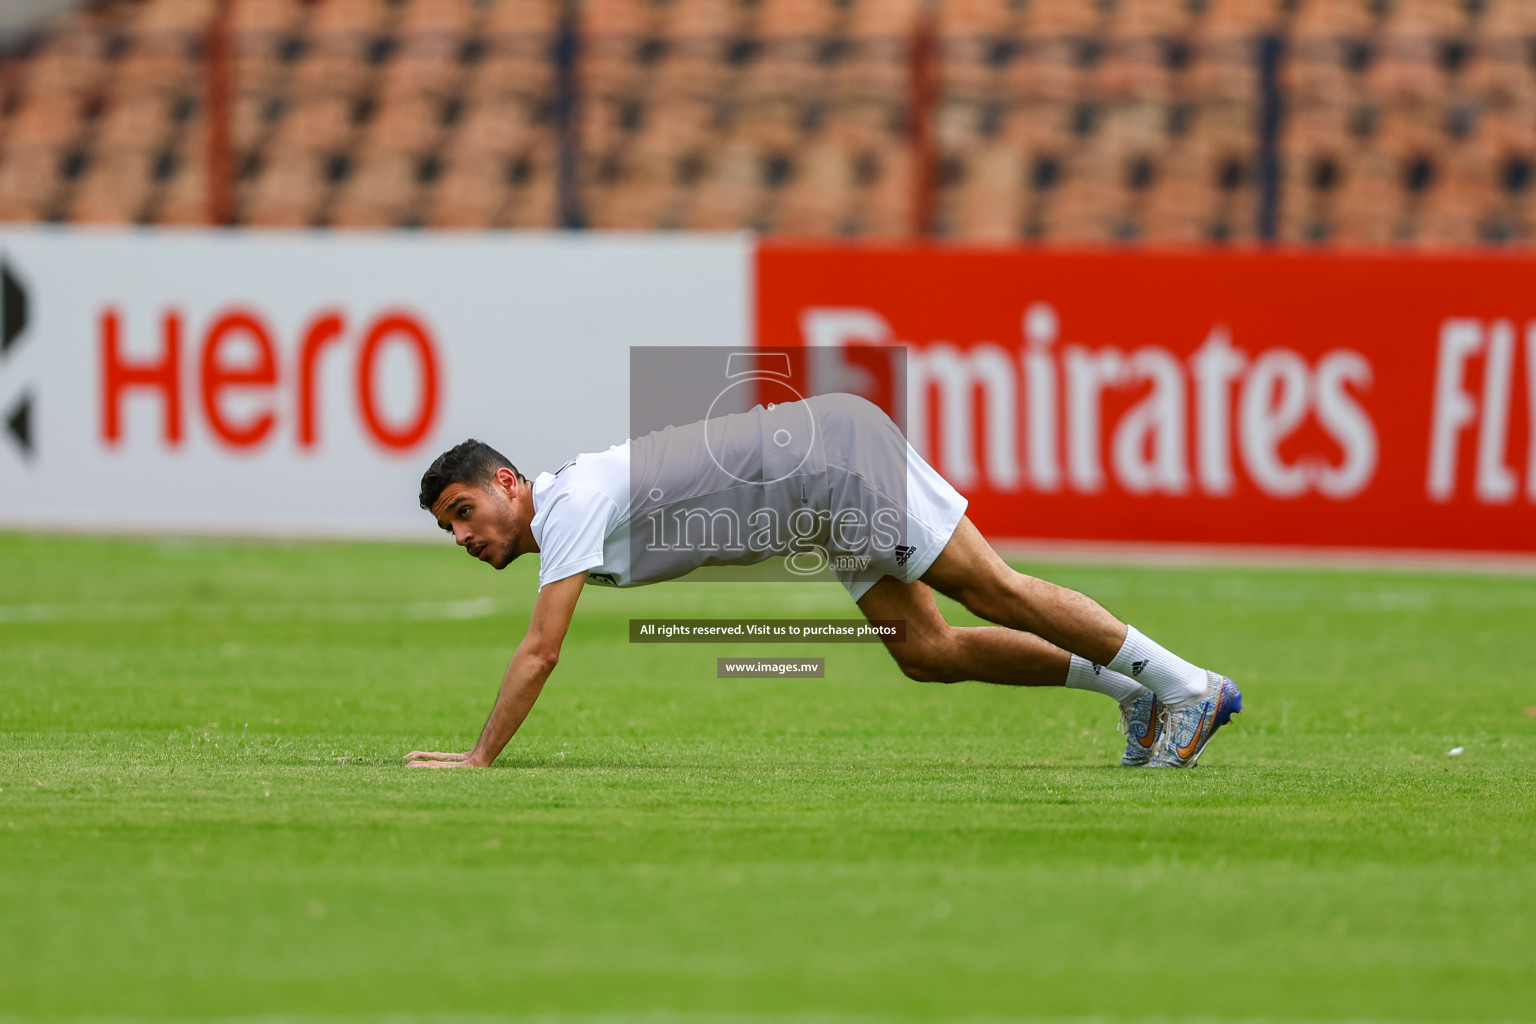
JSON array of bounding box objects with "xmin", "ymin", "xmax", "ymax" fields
[{"xmin": 889, "ymin": 637, "xmax": 966, "ymax": 684}]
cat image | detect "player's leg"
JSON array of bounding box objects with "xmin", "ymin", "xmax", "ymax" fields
[
  {"xmin": 919, "ymin": 518, "xmax": 1126, "ymax": 663},
  {"xmin": 856, "ymin": 575, "xmax": 1072, "ymax": 685},
  {"xmin": 857, "ymin": 574, "xmax": 1159, "ymax": 764},
  {"xmin": 918, "ymin": 517, "xmax": 1242, "ymax": 766},
  {"xmin": 821, "ymin": 393, "xmax": 1199, "ymax": 707},
  {"xmin": 855, "ymin": 574, "xmax": 1138, "ymax": 702},
  {"xmin": 818, "ymin": 394, "xmax": 1236, "ymax": 764},
  {"xmin": 860, "ymin": 574, "xmax": 1155, "ymax": 764},
  {"xmin": 921, "ymin": 518, "xmax": 1195, "ymax": 696}
]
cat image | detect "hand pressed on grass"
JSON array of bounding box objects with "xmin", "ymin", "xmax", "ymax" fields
[{"xmin": 403, "ymin": 749, "xmax": 486, "ymax": 768}]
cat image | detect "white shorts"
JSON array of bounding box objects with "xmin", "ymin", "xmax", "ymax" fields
[
  {"xmin": 623, "ymin": 393, "xmax": 967, "ymax": 598},
  {"xmin": 814, "ymin": 393, "xmax": 969, "ymax": 601}
]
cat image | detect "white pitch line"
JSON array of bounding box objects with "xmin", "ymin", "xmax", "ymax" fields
[
  {"xmin": 992, "ymin": 537, "xmax": 1536, "ymax": 577},
  {"xmin": 0, "ymin": 597, "xmax": 498, "ymax": 625}
]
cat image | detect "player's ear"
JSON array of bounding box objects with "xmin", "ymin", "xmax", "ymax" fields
[{"xmin": 492, "ymin": 466, "xmax": 519, "ymax": 495}]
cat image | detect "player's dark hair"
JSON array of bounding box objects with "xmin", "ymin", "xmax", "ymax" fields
[{"xmin": 419, "ymin": 439, "xmax": 524, "ymax": 511}]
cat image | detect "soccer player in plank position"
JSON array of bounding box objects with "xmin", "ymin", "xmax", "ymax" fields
[{"xmin": 405, "ymin": 393, "xmax": 1242, "ymax": 770}]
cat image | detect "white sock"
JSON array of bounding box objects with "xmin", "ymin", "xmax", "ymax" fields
[
  {"xmin": 1064, "ymin": 654, "xmax": 1145, "ymax": 704},
  {"xmin": 1108, "ymin": 626, "xmax": 1208, "ymax": 704}
]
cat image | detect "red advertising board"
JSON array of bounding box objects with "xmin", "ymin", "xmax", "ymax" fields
[{"xmin": 757, "ymin": 245, "xmax": 1536, "ymax": 554}]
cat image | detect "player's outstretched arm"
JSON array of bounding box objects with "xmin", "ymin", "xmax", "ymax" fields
[{"xmin": 404, "ymin": 573, "xmax": 586, "ymax": 769}]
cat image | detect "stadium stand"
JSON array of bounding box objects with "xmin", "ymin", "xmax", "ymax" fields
[{"xmin": 0, "ymin": 0, "xmax": 1533, "ymax": 243}]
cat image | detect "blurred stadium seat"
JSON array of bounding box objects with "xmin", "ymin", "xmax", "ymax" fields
[{"xmin": 0, "ymin": 0, "xmax": 1533, "ymax": 244}]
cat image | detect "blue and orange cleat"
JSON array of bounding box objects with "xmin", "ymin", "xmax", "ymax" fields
[
  {"xmin": 1118, "ymin": 689, "xmax": 1161, "ymax": 766},
  {"xmin": 1146, "ymin": 672, "xmax": 1243, "ymax": 768}
]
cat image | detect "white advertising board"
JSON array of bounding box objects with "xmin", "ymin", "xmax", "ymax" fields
[{"xmin": 0, "ymin": 230, "xmax": 752, "ymax": 537}]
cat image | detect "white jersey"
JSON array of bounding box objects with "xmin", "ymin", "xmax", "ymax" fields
[
  {"xmin": 527, "ymin": 394, "xmax": 966, "ymax": 600},
  {"xmin": 528, "ymin": 442, "xmax": 633, "ymax": 590}
]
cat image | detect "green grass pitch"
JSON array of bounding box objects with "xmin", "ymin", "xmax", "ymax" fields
[{"xmin": 1, "ymin": 531, "xmax": 1534, "ymax": 1023}]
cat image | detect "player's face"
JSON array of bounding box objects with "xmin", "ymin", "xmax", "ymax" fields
[{"xmin": 431, "ymin": 471, "xmax": 524, "ymax": 570}]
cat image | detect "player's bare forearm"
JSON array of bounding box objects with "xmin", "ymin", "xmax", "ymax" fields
[
  {"xmin": 403, "ymin": 572, "xmax": 585, "ymax": 769},
  {"xmin": 402, "ymin": 646, "xmax": 552, "ymax": 768},
  {"xmin": 471, "ymin": 645, "xmax": 555, "ymax": 764}
]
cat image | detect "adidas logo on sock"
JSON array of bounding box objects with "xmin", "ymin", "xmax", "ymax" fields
[{"xmin": 1131, "ymin": 659, "xmax": 1148, "ymax": 677}]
